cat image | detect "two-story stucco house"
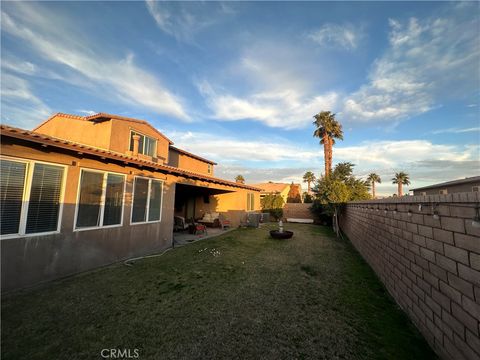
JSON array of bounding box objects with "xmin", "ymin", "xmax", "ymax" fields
[{"xmin": 0, "ymin": 112, "xmax": 260, "ymax": 291}]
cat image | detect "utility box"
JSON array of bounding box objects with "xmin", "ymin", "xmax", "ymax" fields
[{"xmin": 247, "ymin": 213, "xmax": 261, "ymax": 227}]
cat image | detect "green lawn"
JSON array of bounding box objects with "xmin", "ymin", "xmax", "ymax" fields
[{"xmin": 2, "ymin": 224, "xmax": 437, "ymax": 360}]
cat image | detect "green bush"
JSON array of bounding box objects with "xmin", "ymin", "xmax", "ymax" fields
[{"xmin": 261, "ymin": 194, "xmax": 284, "ymax": 221}]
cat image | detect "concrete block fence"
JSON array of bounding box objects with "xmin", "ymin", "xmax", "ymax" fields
[
  {"xmin": 339, "ymin": 193, "xmax": 480, "ymax": 360},
  {"xmin": 283, "ymin": 203, "xmax": 315, "ymax": 220}
]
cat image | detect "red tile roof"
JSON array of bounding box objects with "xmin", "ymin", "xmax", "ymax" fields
[{"xmin": 0, "ymin": 124, "xmax": 260, "ymax": 191}]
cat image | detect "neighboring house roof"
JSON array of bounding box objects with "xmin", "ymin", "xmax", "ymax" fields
[
  {"xmin": 0, "ymin": 124, "xmax": 260, "ymax": 191},
  {"xmin": 250, "ymin": 182, "xmax": 290, "ymax": 193},
  {"xmin": 34, "ymin": 112, "xmax": 174, "ymax": 144},
  {"xmin": 170, "ymin": 145, "xmax": 217, "ymax": 165},
  {"xmin": 411, "ymin": 176, "xmax": 480, "ymax": 191}
]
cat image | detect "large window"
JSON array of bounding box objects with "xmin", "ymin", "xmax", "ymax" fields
[
  {"xmin": 131, "ymin": 177, "xmax": 163, "ymax": 223},
  {"xmin": 247, "ymin": 193, "xmax": 255, "ymax": 211},
  {"xmin": 75, "ymin": 170, "xmax": 125, "ymax": 230},
  {"xmin": 129, "ymin": 131, "xmax": 156, "ymax": 157},
  {"xmin": 0, "ymin": 158, "xmax": 65, "ymax": 237}
]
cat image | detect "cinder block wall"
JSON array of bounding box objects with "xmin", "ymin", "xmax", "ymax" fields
[
  {"xmin": 283, "ymin": 203, "xmax": 315, "ymax": 220},
  {"xmin": 339, "ymin": 193, "xmax": 480, "ymax": 360}
]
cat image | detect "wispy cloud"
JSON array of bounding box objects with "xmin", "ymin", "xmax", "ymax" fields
[
  {"xmin": 342, "ymin": 6, "xmax": 479, "ymax": 123},
  {"xmin": 307, "ymin": 23, "xmax": 365, "ymax": 50},
  {"xmin": 1, "ymin": 74, "xmax": 51, "ymax": 128},
  {"xmin": 197, "ymin": 40, "xmax": 338, "ymax": 129},
  {"xmin": 145, "ymin": 0, "xmax": 234, "ymax": 42},
  {"xmin": 1, "ymin": 2, "xmax": 189, "ymax": 121},
  {"xmin": 198, "ymin": 79, "xmax": 338, "ymax": 129},
  {"xmin": 431, "ymin": 127, "xmax": 480, "ymax": 135}
]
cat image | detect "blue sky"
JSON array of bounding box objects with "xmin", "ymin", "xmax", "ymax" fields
[{"xmin": 1, "ymin": 1, "xmax": 479, "ymax": 195}]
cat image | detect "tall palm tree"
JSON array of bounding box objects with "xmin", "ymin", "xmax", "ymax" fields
[
  {"xmin": 235, "ymin": 175, "xmax": 245, "ymax": 184},
  {"xmin": 302, "ymin": 171, "xmax": 316, "ymax": 193},
  {"xmin": 367, "ymin": 173, "xmax": 381, "ymax": 199},
  {"xmin": 313, "ymin": 111, "xmax": 343, "ymax": 177},
  {"xmin": 392, "ymin": 172, "xmax": 410, "ymax": 197}
]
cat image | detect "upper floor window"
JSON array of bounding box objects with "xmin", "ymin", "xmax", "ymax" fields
[
  {"xmin": 207, "ymin": 164, "xmax": 212, "ymax": 174},
  {"xmin": 75, "ymin": 169, "xmax": 126, "ymax": 230},
  {"xmin": 129, "ymin": 131, "xmax": 156, "ymax": 157},
  {"xmin": 0, "ymin": 158, "xmax": 65, "ymax": 237}
]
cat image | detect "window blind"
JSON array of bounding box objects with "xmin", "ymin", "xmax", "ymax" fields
[
  {"xmin": 0, "ymin": 160, "xmax": 26, "ymax": 235},
  {"xmin": 25, "ymin": 163, "xmax": 64, "ymax": 234}
]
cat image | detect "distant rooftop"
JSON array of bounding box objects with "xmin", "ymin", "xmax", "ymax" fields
[{"xmin": 411, "ymin": 176, "xmax": 480, "ymax": 191}]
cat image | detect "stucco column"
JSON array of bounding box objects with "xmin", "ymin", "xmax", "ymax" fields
[{"xmin": 132, "ymin": 134, "xmax": 141, "ymax": 156}]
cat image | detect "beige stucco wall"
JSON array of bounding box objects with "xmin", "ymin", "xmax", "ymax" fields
[
  {"xmin": 35, "ymin": 114, "xmax": 113, "ymax": 150},
  {"xmin": 168, "ymin": 149, "xmax": 214, "ymax": 176},
  {"xmin": 0, "ymin": 136, "xmax": 259, "ymax": 291},
  {"xmin": 35, "ymin": 115, "xmax": 171, "ymax": 164}
]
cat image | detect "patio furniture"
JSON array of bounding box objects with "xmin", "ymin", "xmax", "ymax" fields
[
  {"xmin": 188, "ymin": 218, "xmax": 207, "ymax": 235},
  {"xmin": 174, "ymin": 216, "xmax": 189, "ymax": 232},
  {"xmin": 198, "ymin": 212, "xmax": 220, "ymax": 227},
  {"xmin": 218, "ymin": 214, "xmax": 231, "ymax": 230}
]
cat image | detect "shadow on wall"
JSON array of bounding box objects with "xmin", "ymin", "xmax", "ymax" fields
[{"xmin": 0, "ymin": 178, "xmax": 175, "ymax": 292}]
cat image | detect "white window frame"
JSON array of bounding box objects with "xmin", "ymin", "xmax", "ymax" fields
[
  {"xmin": 439, "ymin": 189, "xmax": 448, "ymax": 195},
  {"xmin": 129, "ymin": 130, "xmax": 157, "ymax": 157},
  {"xmin": 0, "ymin": 156, "xmax": 67, "ymax": 240},
  {"xmin": 130, "ymin": 176, "xmax": 164, "ymax": 225},
  {"xmin": 73, "ymin": 168, "xmax": 127, "ymax": 232},
  {"xmin": 472, "ymin": 186, "xmax": 479, "ymax": 192}
]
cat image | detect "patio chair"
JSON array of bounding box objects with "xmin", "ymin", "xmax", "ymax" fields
[
  {"xmin": 188, "ymin": 217, "xmax": 207, "ymax": 236},
  {"xmin": 174, "ymin": 216, "xmax": 189, "ymax": 232},
  {"xmin": 218, "ymin": 214, "xmax": 231, "ymax": 230}
]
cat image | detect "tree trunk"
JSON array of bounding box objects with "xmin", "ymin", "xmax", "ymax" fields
[
  {"xmin": 398, "ymin": 183, "xmax": 402, "ymax": 197},
  {"xmin": 328, "ymin": 137, "xmax": 333, "ymax": 177},
  {"xmin": 372, "ymin": 182, "xmax": 376, "ymax": 199},
  {"xmin": 323, "ymin": 134, "xmax": 329, "ymax": 177},
  {"xmin": 307, "ymin": 181, "xmax": 311, "ymax": 193}
]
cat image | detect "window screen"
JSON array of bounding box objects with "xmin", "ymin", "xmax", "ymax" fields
[
  {"xmin": 132, "ymin": 178, "xmax": 149, "ymax": 223},
  {"xmin": 76, "ymin": 171, "xmax": 104, "ymax": 228},
  {"xmin": 26, "ymin": 163, "xmax": 64, "ymax": 234},
  {"xmin": 148, "ymin": 180, "xmax": 162, "ymax": 221},
  {"xmin": 0, "ymin": 160, "xmax": 27, "ymax": 235},
  {"xmin": 103, "ymin": 174, "xmax": 124, "ymax": 226}
]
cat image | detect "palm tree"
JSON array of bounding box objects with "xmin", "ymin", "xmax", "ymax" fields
[
  {"xmin": 313, "ymin": 111, "xmax": 343, "ymax": 177},
  {"xmin": 302, "ymin": 171, "xmax": 316, "ymax": 193},
  {"xmin": 367, "ymin": 173, "xmax": 381, "ymax": 199},
  {"xmin": 235, "ymin": 175, "xmax": 245, "ymax": 184},
  {"xmin": 392, "ymin": 172, "xmax": 410, "ymax": 197}
]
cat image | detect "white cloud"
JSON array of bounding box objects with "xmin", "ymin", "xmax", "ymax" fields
[
  {"xmin": 343, "ymin": 10, "xmax": 479, "ymax": 122},
  {"xmin": 167, "ymin": 129, "xmax": 479, "ymax": 195},
  {"xmin": 1, "ymin": 74, "xmax": 51, "ymax": 128},
  {"xmin": 307, "ymin": 23, "xmax": 364, "ymax": 50},
  {"xmin": 197, "ymin": 39, "xmax": 339, "ymax": 129},
  {"xmin": 1, "ymin": 2, "xmax": 189, "ymax": 120},
  {"xmin": 198, "ymin": 79, "xmax": 338, "ymax": 129},
  {"xmin": 145, "ymin": 0, "xmax": 234, "ymax": 42},
  {"xmin": 431, "ymin": 127, "xmax": 480, "ymax": 135}
]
